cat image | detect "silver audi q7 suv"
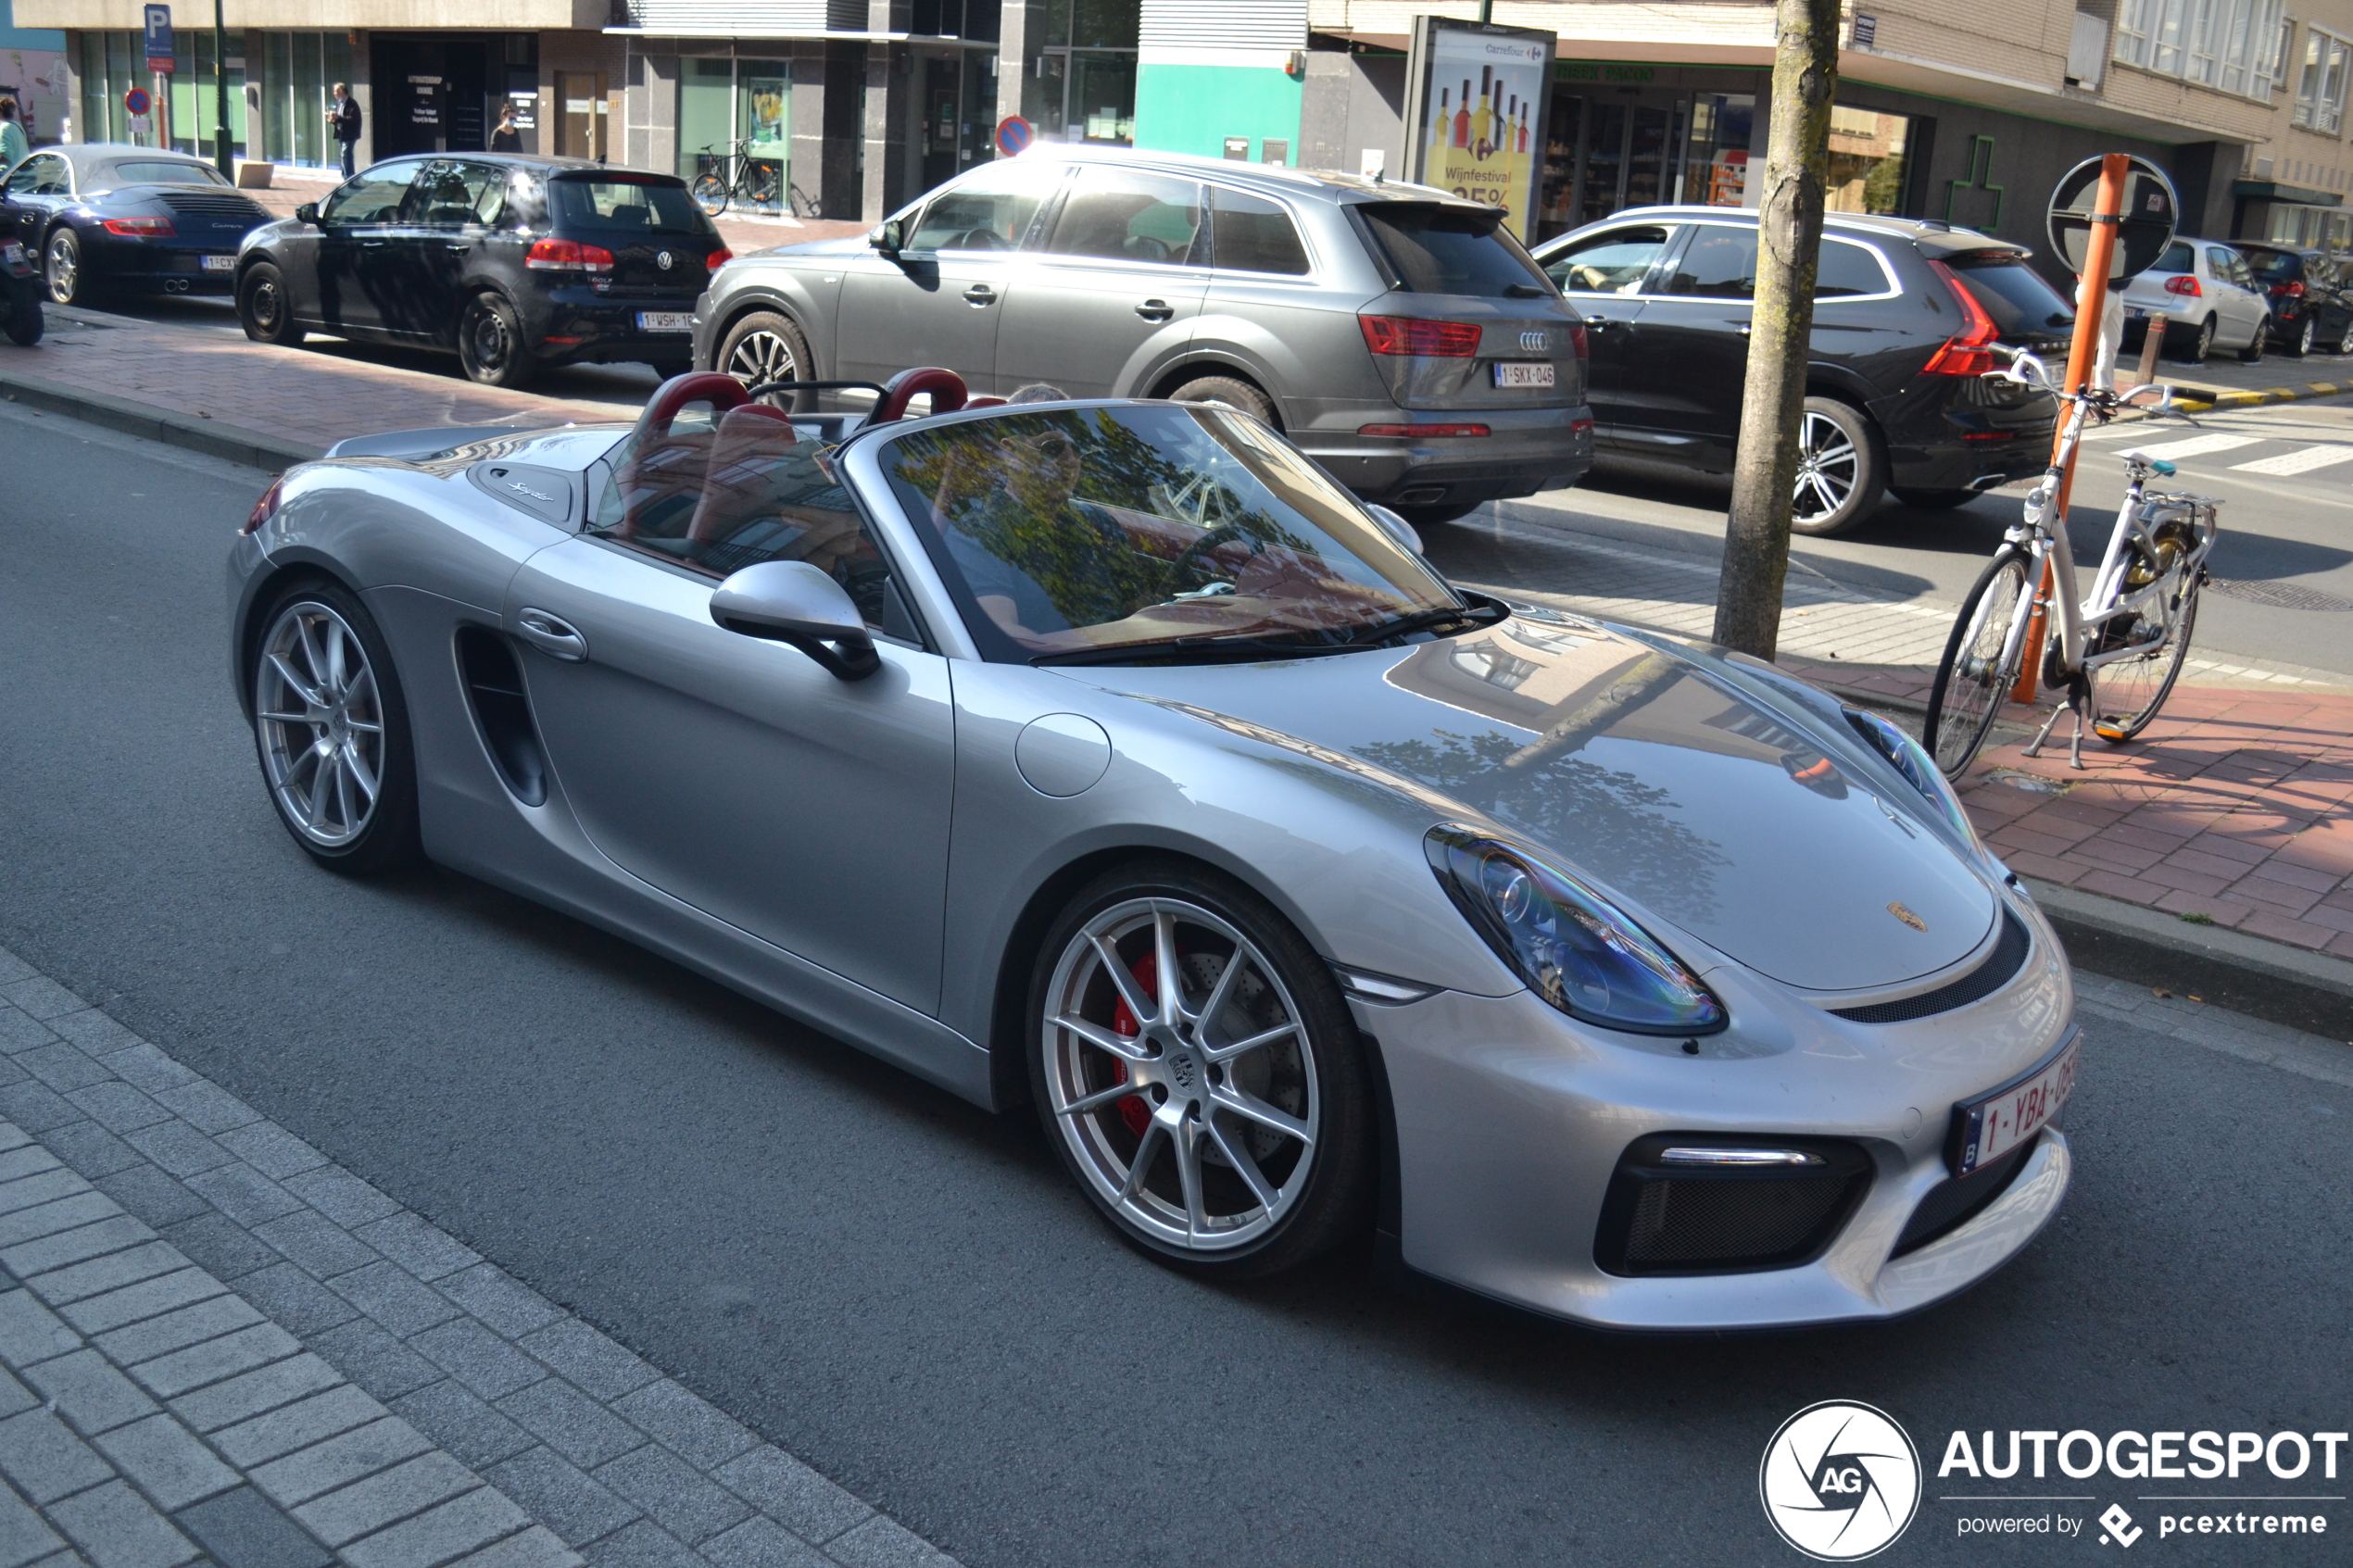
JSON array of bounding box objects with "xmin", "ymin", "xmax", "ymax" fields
[{"xmin": 691, "ymin": 144, "xmax": 1592, "ymax": 525}]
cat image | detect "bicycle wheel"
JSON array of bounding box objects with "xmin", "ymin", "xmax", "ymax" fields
[
  {"xmin": 2092, "ymin": 569, "xmax": 2201, "ymax": 743},
  {"xmin": 691, "ymin": 171, "xmax": 729, "ymax": 217},
  {"xmin": 1925, "ymin": 549, "xmax": 2035, "ymax": 778},
  {"xmin": 747, "ymin": 160, "xmax": 780, "ymax": 207}
]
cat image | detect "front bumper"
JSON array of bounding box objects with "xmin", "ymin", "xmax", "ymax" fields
[
  {"xmin": 1357, "ymin": 896, "xmax": 2075, "ymax": 1329},
  {"xmin": 1291, "ymin": 401, "xmax": 1594, "ymax": 506}
]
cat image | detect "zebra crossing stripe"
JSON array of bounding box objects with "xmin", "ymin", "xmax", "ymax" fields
[
  {"xmin": 2127, "ymin": 433, "xmax": 2263, "ymax": 460},
  {"xmin": 2231, "ymin": 445, "xmax": 2353, "ymax": 475}
]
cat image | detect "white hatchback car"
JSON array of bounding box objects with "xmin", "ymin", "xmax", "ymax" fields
[{"xmin": 2119, "ymin": 238, "xmax": 2272, "ymax": 365}]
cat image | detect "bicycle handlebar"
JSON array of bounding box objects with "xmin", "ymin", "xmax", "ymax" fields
[{"xmin": 1980, "ymin": 349, "xmax": 2173, "ymax": 414}]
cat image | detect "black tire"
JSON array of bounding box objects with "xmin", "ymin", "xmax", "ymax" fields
[
  {"xmin": 1391, "ymin": 500, "xmax": 1485, "ymax": 527},
  {"xmin": 1892, "ymin": 488, "xmax": 1981, "ymax": 510},
  {"xmin": 237, "ymin": 261, "xmax": 304, "ymax": 347},
  {"xmin": 2336, "ymin": 316, "xmax": 2353, "ymax": 357},
  {"xmin": 1166, "ymin": 373, "xmax": 1278, "ymax": 426},
  {"xmin": 690, "ymin": 171, "xmax": 729, "ymax": 217},
  {"xmin": 1788, "ymin": 395, "xmax": 1885, "ymax": 536},
  {"xmin": 2177, "ymin": 314, "xmax": 2216, "ymax": 365},
  {"xmin": 4, "ymin": 287, "xmax": 41, "ymax": 346},
  {"xmin": 2237, "ymin": 316, "xmax": 2268, "ymax": 363},
  {"xmin": 247, "ymin": 580, "xmax": 422, "ymax": 877},
  {"xmin": 1027, "ymin": 859, "xmax": 1375, "ymax": 1279},
  {"xmin": 1923, "ymin": 547, "xmax": 2035, "ymax": 778},
  {"xmin": 2285, "ymin": 313, "xmax": 2315, "ymax": 358},
  {"xmin": 43, "ymin": 227, "xmax": 86, "ymax": 306},
  {"xmin": 716, "ymin": 309, "xmax": 812, "ymax": 403},
  {"xmin": 456, "ymin": 292, "xmax": 535, "ymax": 388},
  {"xmin": 2092, "ymin": 558, "xmax": 2201, "ymax": 744}
]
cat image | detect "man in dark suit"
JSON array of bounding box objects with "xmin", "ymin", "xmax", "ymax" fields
[{"xmin": 328, "ymin": 83, "xmax": 362, "ymax": 179}]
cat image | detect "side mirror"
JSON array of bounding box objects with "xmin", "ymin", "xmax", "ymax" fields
[
  {"xmin": 710, "ymin": 560, "xmax": 880, "ymax": 680},
  {"xmin": 1365, "ymin": 504, "xmax": 1424, "ymax": 558},
  {"xmin": 869, "ymin": 219, "xmax": 903, "ymax": 257},
  {"xmin": 295, "ymin": 202, "xmax": 319, "ymax": 225}
]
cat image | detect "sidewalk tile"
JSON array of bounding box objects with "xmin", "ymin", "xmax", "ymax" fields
[
  {"xmin": 231, "ymin": 1264, "xmax": 359, "ymax": 1337},
  {"xmin": 0, "ymin": 1085, "xmax": 82, "ymax": 1136},
  {"xmin": 0, "ymin": 1367, "xmax": 34, "ymax": 1419},
  {"xmin": 146, "ymin": 1083, "xmax": 258, "ymax": 1137},
  {"xmin": 57, "ymin": 1273, "xmax": 225, "ymax": 1339},
  {"xmin": 350, "ymin": 1216, "xmax": 479, "ymax": 1285},
  {"xmin": 434, "ymin": 1267, "xmax": 561, "ymax": 1339},
  {"xmin": 326, "ymin": 1264, "xmax": 462, "ymax": 1338},
  {"xmin": 93, "ymin": 1413, "xmax": 241, "ymax": 1510},
  {"xmin": 409, "ymin": 1322, "xmax": 543, "ymax": 1403},
  {"xmin": 45, "ymin": 1014, "xmax": 139, "ymax": 1057},
  {"xmin": 512, "ymin": 1324, "xmax": 654, "ymax": 1404},
  {"xmin": 0, "ymin": 1009, "xmax": 57, "ymax": 1057},
  {"xmin": 172, "ymin": 1485, "xmax": 332, "ymax": 1568},
  {"xmin": 703, "ymin": 1518, "xmax": 830, "ymax": 1568},
  {"xmin": 19, "ymin": 1242, "xmax": 185, "ymax": 1307},
  {"xmin": 19, "ymin": 1348, "xmax": 161, "ymax": 1436},
  {"xmin": 17, "ymin": 1047, "xmax": 115, "ymax": 1097},
  {"xmin": 611, "ymin": 1382, "xmax": 757, "ymax": 1471},
  {"xmin": 306, "ymin": 1320, "xmax": 440, "ymax": 1403},
  {"xmin": 41, "ymin": 1126, "xmax": 143, "ymax": 1183},
  {"xmin": 290, "ymin": 1451, "xmax": 478, "ymax": 1546},
  {"xmin": 45, "ymin": 1481, "xmax": 199, "ymax": 1568},
  {"xmin": 2240, "ymin": 909, "xmax": 2338, "ymax": 949},
  {"xmin": 170, "ymin": 1354, "xmax": 341, "ymax": 1434},
  {"xmin": 483, "ymin": 1450, "xmax": 638, "ymax": 1548},
  {"xmin": 821, "ymin": 1516, "xmax": 951, "ymax": 1568},
  {"xmin": 128, "ymin": 1323, "xmax": 303, "ymax": 1400},
  {"xmin": 58, "ymin": 1087, "xmax": 170, "ymax": 1138},
  {"xmin": 494, "ymin": 1381, "xmax": 642, "ymax": 1470},
  {"xmin": 117, "ymin": 1126, "xmax": 230, "ymax": 1183},
  {"xmin": 593, "ymin": 1446, "xmax": 748, "ymax": 1545},
  {"xmin": 0, "ymin": 1408, "xmax": 115, "ymax": 1502},
  {"xmin": 250, "ymin": 1211, "xmax": 377, "ymax": 1281},
  {"xmin": 714, "ymin": 1449, "xmax": 870, "ymax": 1545},
  {"xmin": 182, "ymin": 1167, "xmax": 303, "ymax": 1231},
  {"xmin": 0, "ymin": 1151, "xmax": 60, "ymax": 1185},
  {"xmin": 339, "ymin": 1488, "xmax": 526, "ymax": 1568},
  {"xmin": 0, "ymin": 982, "xmax": 85, "ymax": 1024},
  {"xmin": 390, "ymin": 1384, "xmax": 535, "ymax": 1472},
  {"xmin": 0, "ymin": 1199, "xmax": 126, "ymax": 1256},
  {"xmin": 277, "ymin": 1170, "xmax": 397, "ymax": 1230},
  {"xmin": 446, "ymin": 1524, "xmax": 579, "ymax": 1568},
  {"xmin": 0, "ymin": 1288, "xmax": 82, "ymax": 1365},
  {"xmin": 158, "ymin": 1214, "xmax": 278, "ymax": 1281},
  {"xmin": 210, "ymin": 1387, "xmax": 390, "ymax": 1470},
  {"xmin": 214, "ymin": 1127, "xmax": 328, "ymax": 1185},
  {"xmin": 248, "ymin": 1416, "xmax": 432, "ymax": 1508},
  {"xmin": 0, "ymin": 1484, "xmax": 67, "ymax": 1568},
  {"xmin": 89, "ymin": 1048, "xmax": 193, "ymax": 1101},
  {"xmin": 89, "ymin": 1169, "xmax": 209, "ymax": 1232},
  {"xmin": 580, "ymin": 1521, "xmax": 696, "ymax": 1568},
  {"xmin": 92, "ymin": 1293, "xmax": 262, "ymax": 1367}
]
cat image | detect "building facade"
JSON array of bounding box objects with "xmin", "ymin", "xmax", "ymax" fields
[{"xmin": 0, "ymin": 0, "xmax": 66, "ymax": 147}]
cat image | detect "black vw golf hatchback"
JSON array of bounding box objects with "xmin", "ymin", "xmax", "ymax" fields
[
  {"xmin": 1532, "ymin": 207, "xmax": 2073, "ymax": 533},
  {"xmin": 235, "ymin": 154, "xmax": 730, "ymax": 389}
]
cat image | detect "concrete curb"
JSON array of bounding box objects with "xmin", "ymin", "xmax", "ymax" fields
[
  {"xmin": 2025, "ymin": 876, "xmax": 2353, "ymax": 1039},
  {"xmin": 0, "ymin": 362, "xmax": 322, "ymax": 470}
]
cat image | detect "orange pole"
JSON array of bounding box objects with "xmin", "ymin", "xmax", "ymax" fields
[{"xmin": 2013, "ymin": 151, "xmax": 2131, "ymax": 705}]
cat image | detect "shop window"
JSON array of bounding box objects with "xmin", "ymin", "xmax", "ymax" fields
[
  {"xmin": 910, "ymin": 0, "xmax": 1003, "ymax": 39},
  {"xmin": 2296, "ymin": 27, "xmax": 2350, "ymax": 132},
  {"xmin": 676, "ymin": 57, "xmax": 786, "ymax": 208},
  {"xmin": 1683, "ymin": 94, "xmax": 1754, "ymax": 207},
  {"xmin": 168, "ymin": 31, "xmax": 246, "ymax": 160},
  {"xmin": 1824, "ymin": 107, "xmax": 1908, "ymax": 216}
]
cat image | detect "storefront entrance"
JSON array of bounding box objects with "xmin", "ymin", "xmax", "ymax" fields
[
  {"xmin": 1535, "ymin": 74, "xmax": 1757, "ymax": 245},
  {"xmin": 370, "ymin": 35, "xmax": 536, "ymax": 159},
  {"xmin": 913, "ymin": 46, "xmax": 995, "ymax": 195}
]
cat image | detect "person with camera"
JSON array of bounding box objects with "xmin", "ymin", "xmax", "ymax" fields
[{"xmin": 328, "ymin": 83, "xmax": 361, "ymax": 178}]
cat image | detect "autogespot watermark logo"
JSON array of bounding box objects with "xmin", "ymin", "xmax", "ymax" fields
[{"xmin": 1760, "ymin": 1401, "xmax": 1923, "ymax": 1561}]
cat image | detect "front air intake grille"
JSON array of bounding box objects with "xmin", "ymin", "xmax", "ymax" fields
[
  {"xmin": 1891, "ymin": 1137, "xmax": 2037, "ymax": 1257},
  {"xmin": 1594, "ymin": 1136, "xmax": 1873, "ymax": 1277},
  {"xmin": 1830, "ymin": 909, "xmax": 2032, "ymax": 1024}
]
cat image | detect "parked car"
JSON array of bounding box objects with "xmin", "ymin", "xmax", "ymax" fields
[
  {"xmin": 2233, "ymin": 242, "xmax": 2353, "ymax": 358},
  {"xmin": 692, "ymin": 145, "xmax": 1592, "ymax": 527},
  {"xmin": 1530, "ymin": 207, "xmax": 2074, "ymax": 533},
  {"xmin": 235, "ymin": 153, "xmax": 730, "ymax": 389},
  {"xmin": 2117, "ymin": 238, "xmax": 2271, "ymax": 365},
  {"xmin": 1, "ymin": 143, "xmax": 272, "ymax": 306},
  {"xmin": 226, "ymin": 365, "xmax": 2077, "ymax": 1326}
]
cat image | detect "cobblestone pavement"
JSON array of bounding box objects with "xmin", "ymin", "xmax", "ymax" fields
[{"xmin": 0, "ymin": 946, "xmax": 957, "ymax": 1568}]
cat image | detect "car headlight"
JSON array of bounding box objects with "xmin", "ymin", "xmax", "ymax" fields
[
  {"xmin": 1425, "ymin": 827, "xmax": 1727, "ymax": 1035},
  {"xmin": 1843, "ymin": 709, "xmax": 1982, "ymax": 849}
]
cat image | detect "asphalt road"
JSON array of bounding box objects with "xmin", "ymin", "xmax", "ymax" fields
[
  {"xmin": 1461, "ymin": 396, "xmax": 2353, "ymax": 682},
  {"xmin": 2, "ymin": 408, "xmax": 2348, "ymax": 1566}
]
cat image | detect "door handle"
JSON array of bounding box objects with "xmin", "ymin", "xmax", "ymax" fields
[
  {"xmin": 963, "ymin": 283, "xmax": 996, "ymax": 306},
  {"xmin": 445, "ymin": 243, "xmax": 472, "ymax": 254},
  {"xmin": 515, "ymin": 609, "xmax": 587, "ymax": 662},
  {"xmin": 1582, "ymin": 315, "xmax": 1617, "ymax": 329},
  {"xmin": 1136, "ymin": 298, "xmax": 1175, "ymax": 321},
  {"xmin": 360, "ymin": 239, "xmax": 386, "ymax": 249}
]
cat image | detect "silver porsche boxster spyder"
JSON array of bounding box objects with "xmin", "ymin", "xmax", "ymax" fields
[{"xmin": 227, "ymin": 368, "xmax": 2077, "ymax": 1330}]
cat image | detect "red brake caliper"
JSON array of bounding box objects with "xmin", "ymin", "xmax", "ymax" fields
[{"xmin": 1109, "ymin": 951, "xmax": 1156, "ymax": 1139}]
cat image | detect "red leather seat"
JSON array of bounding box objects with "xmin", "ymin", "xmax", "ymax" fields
[{"xmin": 688, "ymin": 405, "xmax": 800, "ymax": 546}]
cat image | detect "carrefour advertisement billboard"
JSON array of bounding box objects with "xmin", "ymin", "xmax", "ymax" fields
[{"xmin": 1403, "ymin": 15, "xmax": 1555, "ymax": 239}]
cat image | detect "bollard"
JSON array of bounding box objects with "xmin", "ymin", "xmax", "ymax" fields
[{"xmin": 2134, "ymin": 312, "xmax": 2167, "ymax": 384}]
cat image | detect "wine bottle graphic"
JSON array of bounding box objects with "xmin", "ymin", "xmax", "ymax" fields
[
  {"xmin": 1453, "ymin": 81, "xmax": 1470, "ymax": 149},
  {"xmin": 1473, "ymin": 67, "xmax": 1492, "ymax": 158},
  {"xmin": 1432, "ymin": 88, "xmax": 1450, "ymax": 163}
]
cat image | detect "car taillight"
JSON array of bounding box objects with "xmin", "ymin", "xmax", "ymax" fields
[
  {"xmin": 524, "ymin": 237, "xmax": 614, "ymax": 273},
  {"xmin": 1357, "ymin": 423, "xmax": 1491, "ymax": 437},
  {"xmin": 101, "ymin": 216, "xmax": 174, "ymax": 237},
  {"xmin": 2271, "ymin": 280, "xmax": 2305, "ymax": 297},
  {"xmin": 706, "ymin": 247, "xmax": 732, "ymax": 272},
  {"xmin": 1358, "ymin": 315, "xmax": 1483, "ymax": 357},
  {"xmin": 2164, "ymin": 274, "xmax": 2201, "ymax": 296},
  {"xmin": 242, "ymin": 477, "xmax": 283, "ymax": 536},
  {"xmin": 1568, "ymin": 322, "xmax": 1589, "ymax": 361},
  {"xmin": 1921, "ymin": 260, "xmax": 2001, "ymax": 377}
]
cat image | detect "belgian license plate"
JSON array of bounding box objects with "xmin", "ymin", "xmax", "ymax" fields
[
  {"xmin": 1950, "ymin": 1035, "xmax": 2078, "ymax": 1175},
  {"xmin": 0, "ymin": 243, "xmax": 20, "ymax": 265},
  {"xmin": 636, "ymin": 311, "xmax": 692, "ymax": 332},
  {"xmin": 1494, "ymin": 360, "xmax": 1554, "ymax": 389},
  {"xmin": 199, "ymin": 254, "xmax": 235, "ymax": 271}
]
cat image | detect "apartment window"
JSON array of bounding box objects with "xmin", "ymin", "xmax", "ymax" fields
[
  {"xmin": 2296, "ymin": 26, "xmax": 2350, "ymax": 132},
  {"xmin": 2116, "ymin": 0, "xmax": 2288, "ymax": 96}
]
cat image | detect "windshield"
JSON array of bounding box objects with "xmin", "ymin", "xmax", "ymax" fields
[
  {"xmin": 2237, "ymin": 246, "xmax": 2299, "ymax": 280},
  {"xmin": 548, "ymin": 176, "xmax": 715, "ymax": 235},
  {"xmin": 881, "ymin": 404, "xmax": 1461, "ymax": 662},
  {"xmin": 1357, "ymin": 204, "xmax": 1551, "ymax": 296},
  {"xmin": 1943, "ymin": 252, "xmax": 2074, "ymax": 340},
  {"xmin": 101, "ymin": 159, "xmax": 230, "ymax": 186}
]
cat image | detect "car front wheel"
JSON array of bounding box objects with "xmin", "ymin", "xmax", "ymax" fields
[
  {"xmin": 2179, "ymin": 314, "xmax": 2216, "ymax": 364},
  {"xmin": 249, "ymin": 582, "xmax": 421, "ymax": 875},
  {"xmin": 1029, "ymin": 861, "xmax": 1373, "ymax": 1277},
  {"xmin": 718, "ymin": 310, "xmax": 812, "ymax": 404},
  {"xmin": 457, "ymin": 293, "xmax": 535, "ymax": 388},
  {"xmin": 1788, "ymin": 396, "xmax": 1885, "ymax": 536},
  {"xmin": 2286, "ymin": 313, "xmax": 2315, "ymax": 358},
  {"xmin": 2238, "ymin": 316, "xmax": 2268, "ymax": 363}
]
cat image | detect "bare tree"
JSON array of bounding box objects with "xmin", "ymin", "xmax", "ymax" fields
[{"xmin": 1711, "ymin": 0, "xmax": 1842, "ymax": 658}]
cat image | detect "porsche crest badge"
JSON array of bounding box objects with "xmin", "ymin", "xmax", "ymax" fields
[{"xmin": 1887, "ymin": 902, "xmax": 1928, "ymax": 933}]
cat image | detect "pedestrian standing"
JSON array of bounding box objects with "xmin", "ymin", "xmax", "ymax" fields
[
  {"xmin": 328, "ymin": 83, "xmax": 362, "ymax": 179},
  {"xmin": 489, "ymin": 102, "xmax": 522, "ymax": 154},
  {"xmin": 0, "ymin": 102, "xmax": 28, "ymax": 174}
]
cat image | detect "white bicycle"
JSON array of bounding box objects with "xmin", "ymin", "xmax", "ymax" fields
[{"xmin": 1922, "ymin": 352, "xmax": 2220, "ymax": 776}]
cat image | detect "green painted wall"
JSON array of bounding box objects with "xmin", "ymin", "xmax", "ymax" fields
[{"xmin": 1132, "ymin": 62, "xmax": 1301, "ymax": 165}]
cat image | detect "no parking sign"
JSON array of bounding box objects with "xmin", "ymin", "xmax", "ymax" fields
[
  {"xmin": 995, "ymin": 116, "xmax": 1033, "ymax": 157},
  {"xmin": 123, "ymin": 86, "xmax": 151, "ymax": 118}
]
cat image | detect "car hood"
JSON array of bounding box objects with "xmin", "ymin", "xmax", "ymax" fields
[
  {"xmin": 761, "ymin": 235, "xmax": 869, "ymax": 261},
  {"xmin": 1079, "ymin": 614, "xmax": 1996, "ymax": 993}
]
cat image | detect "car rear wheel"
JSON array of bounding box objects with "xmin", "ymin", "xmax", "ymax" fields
[
  {"xmin": 249, "ymin": 582, "xmax": 420, "ymax": 876},
  {"xmin": 1787, "ymin": 397, "xmax": 1884, "ymax": 537},
  {"xmin": 1029, "ymin": 861, "xmax": 1373, "ymax": 1278},
  {"xmin": 2177, "ymin": 314, "xmax": 2216, "ymax": 364},
  {"xmin": 43, "ymin": 229, "xmax": 85, "ymax": 306},
  {"xmin": 718, "ymin": 310, "xmax": 812, "ymax": 404},
  {"xmin": 2285, "ymin": 314, "xmax": 2315, "ymax": 358},
  {"xmin": 2238, "ymin": 316, "xmax": 2268, "ymax": 363},
  {"xmin": 457, "ymin": 293, "xmax": 534, "ymax": 388},
  {"xmin": 237, "ymin": 262, "xmax": 304, "ymax": 347},
  {"xmin": 1167, "ymin": 374, "xmax": 1277, "ymax": 426},
  {"xmin": 2336, "ymin": 316, "xmax": 2353, "ymax": 356}
]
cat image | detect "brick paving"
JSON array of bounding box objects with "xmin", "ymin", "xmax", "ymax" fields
[{"xmin": 0, "ymin": 945, "xmax": 961, "ymax": 1568}]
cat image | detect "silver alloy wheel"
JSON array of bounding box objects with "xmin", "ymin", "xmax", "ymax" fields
[
  {"xmin": 1041, "ymin": 897, "xmax": 1318, "ymax": 1251},
  {"xmin": 254, "ymin": 601, "xmax": 384, "ymax": 848},
  {"xmin": 726, "ymin": 330, "xmax": 798, "ymax": 390},
  {"xmin": 2337, "ymin": 319, "xmax": 2353, "ymax": 356},
  {"xmin": 1791, "ymin": 408, "xmax": 1860, "ymax": 523},
  {"xmin": 2296, "ymin": 315, "xmax": 2315, "ymax": 355},
  {"xmin": 44, "ymin": 232, "xmax": 75, "ymax": 303}
]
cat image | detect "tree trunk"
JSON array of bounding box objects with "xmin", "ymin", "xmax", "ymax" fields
[{"xmin": 1711, "ymin": 0, "xmax": 1842, "ymax": 659}]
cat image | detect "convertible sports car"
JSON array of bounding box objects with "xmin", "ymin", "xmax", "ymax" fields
[{"xmin": 227, "ymin": 369, "xmax": 2077, "ymax": 1329}]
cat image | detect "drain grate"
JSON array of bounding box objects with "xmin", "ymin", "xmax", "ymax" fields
[{"xmin": 2205, "ymin": 578, "xmax": 2353, "ymax": 612}]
